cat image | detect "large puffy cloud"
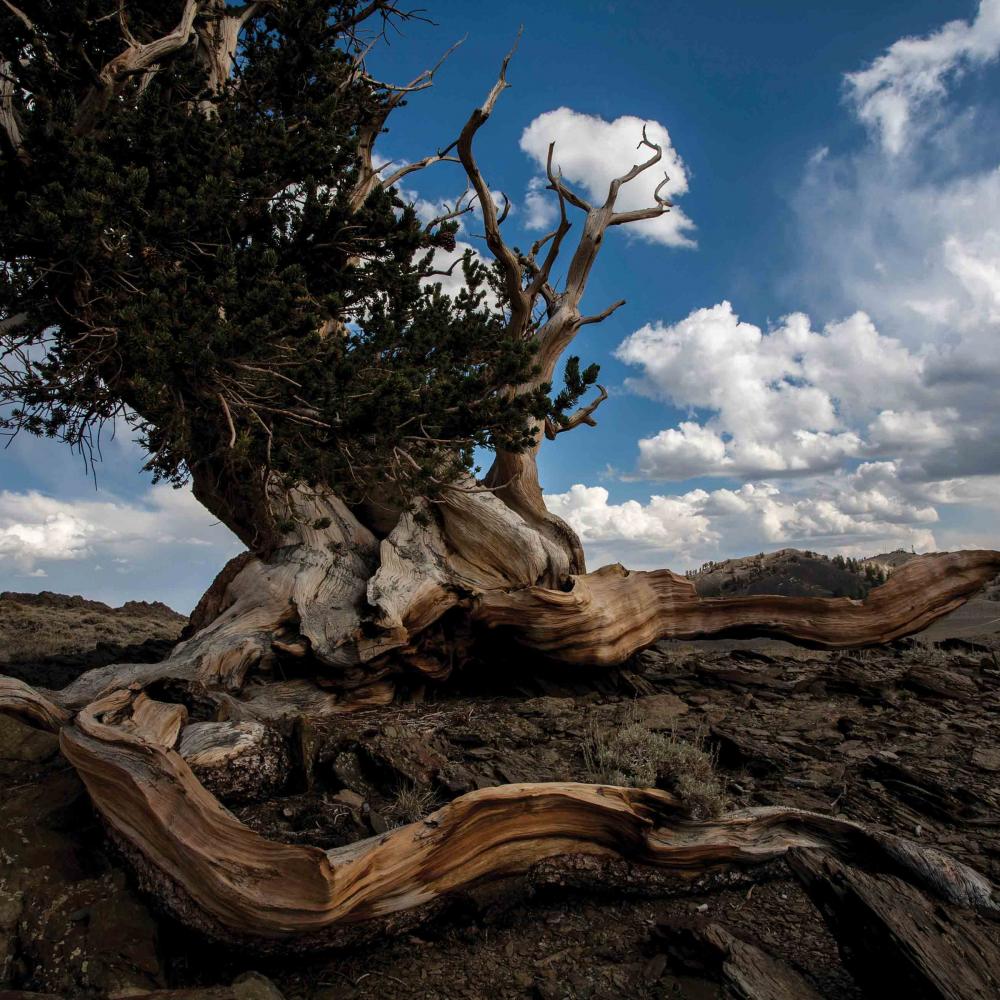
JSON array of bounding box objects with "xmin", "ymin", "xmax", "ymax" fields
[
  {"xmin": 850, "ymin": 460, "xmax": 1000, "ymax": 510},
  {"xmin": 801, "ymin": 3, "xmax": 1000, "ymax": 364},
  {"xmin": 867, "ymin": 408, "xmax": 959, "ymax": 452},
  {"xmin": 0, "ymin": 505, "xmax": 94, "ymax": 568},
  {"xmin": 614, "ymin": 302, "xmax": 948, "ymax": 480},
  {"xmin": 519, "ymin": 108, "xmax": 695, "ymax": 247},
  {"xmin": 0, "ymin": 486, "xmax": 242, "ymax": 610},
  {"xmin": 845, "ymin": 0, "xmax": 1000, "ymax": 154},
  {"xmin": 0, "ymin": 486, "xmax": 238, "ymax": 568},
  {"xmin": 544, "ymin": 466, "xmax": 948, "ymax": 572},
  {"xmin": 783, "ymin": 3, "xmax": 1000, "ymax": 493},
  {"xmin": 545, "ymin": 483, "xmax": 715, "ymax": 558}
]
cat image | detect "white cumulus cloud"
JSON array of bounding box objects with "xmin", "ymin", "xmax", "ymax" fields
[
  {"xmin": 519, "ymin": 107, "xmax": 695, "ymax": 247},
  {"xmin": 785, "ymin": 2, "xmax": 1000, "ymax": 494},
  {"xmin": 544, "ymin": 468, "xmax": 948, "ymax": 572},
  {"xmin": 0, "ymin": 505, "xmax": 94, "ymax": 568},
  {"xmin": 614, "ymin": 302, "xmax": 943, "ymax": 480},
  {"xmin": 0, "ymin": 486, "xmax": 241, "ymax": 586}
]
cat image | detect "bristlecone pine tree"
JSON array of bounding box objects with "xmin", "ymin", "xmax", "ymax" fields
[{"xmin": 2, "ymin": 1, "xmax": 999, "ymax": 951}]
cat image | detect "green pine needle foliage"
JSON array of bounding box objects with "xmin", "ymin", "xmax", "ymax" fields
[{"xmin": 0, "ymin": 2, "xmax": 556, "ymax": 544}]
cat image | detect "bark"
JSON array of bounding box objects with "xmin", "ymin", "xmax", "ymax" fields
[
  {"xmin": 179, "ymin": 720, "xmax": 291, "ymax": 801},
  {"xmin": 651, "ymin": 918, "xmax": 825, "ymax": 1000},
  {"xmin": 0, "ymin": 56, "xmax": 26, "ymax": 165},
  {"xmin": 1, "ymin": 500, "xmax": 997, "ymax": 951},
  {"xmin": 10, "ymin": 485, "xmax": 998, "ymax": 706},
  {"xmin": 77, "ymin": 476, "xmax": 1000, "ymax": 699},
  {"xmin": 483, "ymin": 448, "xmax": 587, "ymax": 574},
  {"xmin": 75, "ymin": 0, "xmax": 202, "ymax": 133},
  {"xmin": 3, "ymin": 446, "xmax": 996, "ymax": 951},
  {"xmin": 475, "ymin": 550, "xmax": 1000, "ymax": 664}
]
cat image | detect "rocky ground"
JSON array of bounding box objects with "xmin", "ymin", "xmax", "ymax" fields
[{"xmin": 1, "ymin": 596, "xmax": 999, "ymax": 998}]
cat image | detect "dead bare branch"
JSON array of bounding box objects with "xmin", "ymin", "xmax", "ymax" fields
[
  {"xmin": 495, "ymin": 191, "xmax": 512, "ymax": 225},
  {"xmin": 608, "ymin": 133, "xmax": 674, "ymax": 226},
  {"xmin": 579, "ymin": 299, "xmax": 626, "ymax": 326},
  {"xmin": 607, "ymin": 203, "xmax": 671, "ymax": 227},
  {"xmin": 457, "ymin": 31, "xmax": 531, "ymax": 334},
  {"xmin": 606, "ymin": 124, "xmax": 663, "ymax": 201},
  {"xmin": 423, "ymin": 257, "xmax": 463, "ymax": 280},
  {"xmin": 526, "ymin": 150, "xmax": 573, "ymax": 301},
  {"xmin": 1, "ymin": 0, "xmax": 38, "ymax": 37},
  {"xmin": 652, "ymin": 172, "xmax": 673, "ymax": 206},
  {"xmin": 217, "ymin": 392, "xmax": 237, "ymax": 448},
  {"xmin": 0, "ymin": 56, "xmax": 25, "ymax": 163},
  {"xmin": 349, "ymin": 39, "xmax": 464, "ymax": 212},
  {"xmin": 380, "ymin": 144, "xmax": 460, "ymax": 191},
  {"xmin": 330, "ymin": 0, "xmax": 407, "ymax": 39},
  {"xmin": 528, "ymin": 127, "xmax": 678, "ymax": 384},
  {"xmin": 421, "ymin": 186, "xmax": 474, "ymax": 232},
  {"xmin": 545, "ymin": 142, "xmax": 591, "ymax": 213},
  {"xmin": 195, "ymin": 1, "xmax": 270, "ymax": 100},
  {"xmin": 76, "ymin": 0, "xmax": 202, "ymax": 134}
]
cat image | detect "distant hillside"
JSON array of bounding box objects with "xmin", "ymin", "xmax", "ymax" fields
[
  {"xmin": 860, "ymin": 549, "xmax": 918, "ymax": 576},
  {"xmin": 0, "ymin": 591, "xmax": 186, "ymax": 666},
  {"xmin": 689, "ymin": 548, "xmax": 891, "ymax": 599}
]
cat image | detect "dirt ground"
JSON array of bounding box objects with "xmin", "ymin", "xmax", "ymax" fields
[{"xmin": 2, "ymin": 607, "xmax": 1000, "ymax": 998}]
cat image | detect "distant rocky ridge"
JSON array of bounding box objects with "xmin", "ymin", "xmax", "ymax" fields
[
  {"xmin": 0, "ymin": 590, "xmax": 186, "ymax": 674},
  {"xmin": 1, "ymin": 589, "xmax": 181, "ymax": 617},
  {"xmin": 689, "ymin": 546, "xmax": 999, "ymax": 603}
]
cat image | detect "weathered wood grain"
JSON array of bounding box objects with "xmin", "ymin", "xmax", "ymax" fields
[
  {"xmin": 788, "ymin": 848, "xmax": 1000, "ymax": 1000},
  {"xmin": 476, "ymin": 551, "xmax": 1000, "ymax": 664},
  {"xmin": 48, "ymin": 688, "xmax": 996, "ymax": 948}
]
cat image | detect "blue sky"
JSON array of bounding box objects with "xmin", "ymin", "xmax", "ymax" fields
[{"xmin": 2, "ymin": 1, "xmax": 999, "ymax": 610}]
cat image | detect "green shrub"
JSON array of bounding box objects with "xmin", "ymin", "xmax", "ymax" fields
[{"xmin": 584, "ymin": 709, "xmax": 726, "ymax": 820}]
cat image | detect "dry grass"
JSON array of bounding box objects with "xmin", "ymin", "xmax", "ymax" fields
[
  {"xmin": 387, "ymin": 782, "xmax": 438, "ymax": 826},
  {"xmin": 583, "ymin": 707, "xmax": 727, "ymax": 820}
]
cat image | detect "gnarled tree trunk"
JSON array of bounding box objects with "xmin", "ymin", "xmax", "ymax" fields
[
  {"xmin": 2, "ymin": 468, "xmax": 997, "ymax": 949},
  {"xmin": 2, "ymin": 6, "xmax": 999, "ymax": 957}
]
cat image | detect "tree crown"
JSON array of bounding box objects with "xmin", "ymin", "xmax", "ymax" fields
[{"xmin": 0, "ymin": 1, "xmax": 565, "ymax": 543}]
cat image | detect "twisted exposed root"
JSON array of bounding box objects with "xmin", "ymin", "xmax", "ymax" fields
[
  {"xmin": 477, "ymin": 550, "xmax": 1000, "ymax": 664},
  {"xmin": 45, "ymin": 687, "xmax": 995, "ymax": 951},
  {"xmin": 2, "ymin": 547, "xmax": 998, "ymax": 952},
  {"xmin": 0, "ymin": 675, "xmax": 71, "ymax": 730},
  {"xmin": 19, "ymin": 548, "xmax": 996, "ymax": 726}
]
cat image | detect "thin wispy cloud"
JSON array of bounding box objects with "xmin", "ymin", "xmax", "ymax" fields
[{"xmin": 845, "ymin": 0, "xmax": 1000, "ymax": 154}]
